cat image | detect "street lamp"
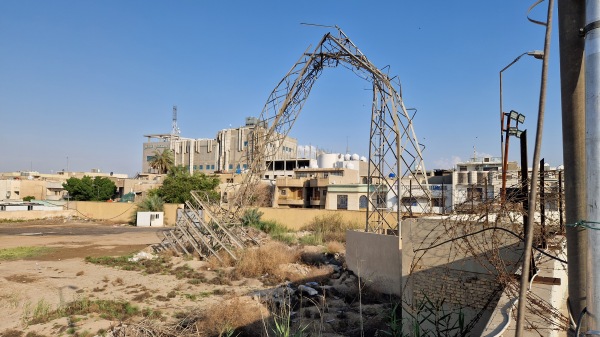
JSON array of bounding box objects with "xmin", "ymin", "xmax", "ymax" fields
[
  {"xmin": 501, "ymin": 110, "xmax": 526, "ymax": 204},
  {"xmin": 499, "ymin": 50, "xmax": 544, "ymax": 167}
]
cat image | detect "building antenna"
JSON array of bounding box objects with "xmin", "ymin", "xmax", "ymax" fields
[
  {"xmin": 346, "ymin": 136, "xmax": 349, "ymax": 154},
  {"xmin": 171, "ymin": 105, "xmax": 181, "ymax": 137}
]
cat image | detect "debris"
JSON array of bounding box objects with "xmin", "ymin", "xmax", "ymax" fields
[{"xmin": 128, "ymin": 251, "xmax": 156, "ymax": 262}]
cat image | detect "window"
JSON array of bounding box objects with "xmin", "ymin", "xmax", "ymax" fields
[
  {"xmin": 280, "ymin": 189, "xmax": 287, "ymax": 196},
  {"xmin": 211, "ymin": 165, "xmax": 215, "ymax": 170},
  {"xmin": 337, "ymin": 195, "xmax": 348, "ymax": 210},
  {"xmin": 199, "ymin": 165, "xmax": 203, "ymax": 170},
  {"xmin": 229, "ymin": 164, "xmax": 233, "ymax": 170},
  {"xmin": 244, "ymin": 141, "xmax": 248, "ymax": 147},
  {"xmin": 359, "ymin": 195, "xmax": 368, "ymax": 209}
]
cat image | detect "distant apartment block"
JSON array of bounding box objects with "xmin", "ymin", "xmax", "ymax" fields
[{"xmin": 142, "ymin": 117, "xmax": 298, "ymax": 175}]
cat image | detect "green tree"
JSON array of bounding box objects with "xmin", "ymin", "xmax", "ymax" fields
[
  {"xmin": 156, "ymin": 166, "xmax": 220, "ymax": 204},
  {"xmin": 149, "ymin": 149, "xmax": 174, "ymax": 174},
  {"xmin": 62, "ymin": 176, "xmax": 117, "ymax": 201}
]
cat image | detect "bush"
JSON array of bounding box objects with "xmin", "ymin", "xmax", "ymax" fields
[
  {"xmin": 23, "ymin": 196, "xmax": 35, "ymax": 202},
  {"xmin": 302, "ymin": 213, "xmax": 354, "ymax": 243},
  {"xmin": 241, "ymin": 208, "xmax": 263, "ymax": 227},
  {"xmin": 241, "ymin": 209, "xmax": 295, "ymax": 244}
]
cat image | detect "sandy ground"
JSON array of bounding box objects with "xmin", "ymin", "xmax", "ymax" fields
[
  {"xmin": 0, "ymin": 219, "xmax": 267, "ymax": 336},
  {"xmin": 0, "ymin": 219, "xmax": 392, "ymax": 337}
]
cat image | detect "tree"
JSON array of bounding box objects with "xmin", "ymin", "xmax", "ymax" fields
[
  {"xmin": 156, "ymin": 166, "xmax": 220, "ymax": 204},
  {"xmin": 62, "ymin": 176, "xmax": 117, "ymax": 201},
  {"xmin": 149, "ymin": 149, "xmax": 174, "ymax": 174}
]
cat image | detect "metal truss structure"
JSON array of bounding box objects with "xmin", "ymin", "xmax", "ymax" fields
[
  {"xmin": 227, "ymin": 27, "xmax": 431, "ymax": 234},
  {"xmin": 158, "ymin": 28, "xmax": 430, "ymax": 259}
]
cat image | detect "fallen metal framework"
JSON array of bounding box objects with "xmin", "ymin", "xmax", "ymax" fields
[{"xmin": 156, "ymin": 191, "xmax": 257, "ymax": 261}]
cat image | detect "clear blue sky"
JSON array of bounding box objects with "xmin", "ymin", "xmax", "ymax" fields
[{"xmin": 0, "ymin": 1, "xmax": 563, "ymax": 176}]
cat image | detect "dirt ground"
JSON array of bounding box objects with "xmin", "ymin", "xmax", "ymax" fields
[{"xmin": 0, "ymin": 218, "xmax": 395, "ymax": 337}]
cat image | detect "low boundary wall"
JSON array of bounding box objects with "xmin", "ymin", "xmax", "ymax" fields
[
  {"xmin": 345, "ymin": 230, "xmax": 402, "ymax": 296},
  {"xmin": 0, "ymin": 202, "xmax": 182, "ymax": 226},
  {"xmin": 258, "ymin": 207, "xmax": 367, "ymax": 231}
]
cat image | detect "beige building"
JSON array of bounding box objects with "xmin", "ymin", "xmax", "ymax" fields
[
  {"xmin": 273, "ymin": 153, "xmax": 370, "ymax": 210},
  {"xmin": 142, "ymin": 117, "xmax": 298, "ymax": 175}
]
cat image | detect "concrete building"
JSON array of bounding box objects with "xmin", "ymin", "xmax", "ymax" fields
[
  {"xmin": 273, "ymin": 153, "xmax": 374, "ymax": 210},
  {"xmin": 142, "ymin": 117, "xmax": 299, "ymax": 175}
]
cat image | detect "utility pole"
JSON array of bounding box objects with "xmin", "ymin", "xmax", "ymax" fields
[
  {"xmin": 558, "ymin": 0, "xmax": 587, "ymax": 332},
  {"xmin": 586, "ymin": 0, "xmax": 600, "ymax": 332},
  {"xmin": 515, "ymin": 0, "xmax": 554, "ymax": 334}
]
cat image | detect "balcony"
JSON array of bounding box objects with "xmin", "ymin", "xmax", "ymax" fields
[
  {"xmin": 277, "ymin": 198, "xmax": 304, "ymax": 206},
  {"xmin": 309, "ymin": 197, "xmax": 322, "ymax": 206},
  {"xmin": 275, "ymin": 177, "xmax": 306, "ymax": 188}
]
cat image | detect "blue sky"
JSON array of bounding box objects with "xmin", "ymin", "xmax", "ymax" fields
[{"xmin": 0, "ymin": 1, "xmax": 562, "ymax": 176}]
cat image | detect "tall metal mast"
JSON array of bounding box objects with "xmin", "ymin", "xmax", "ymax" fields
[{"xmin": 171, "ymin": 105, "xmax": 181, "ymax": 137}]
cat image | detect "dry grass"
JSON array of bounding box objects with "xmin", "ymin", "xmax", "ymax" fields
[
  {"xmin": 302, "ymin": 213, "xmax": 361, "ymax": 243},
  {"xmin": 233, "ymin": 242, "xmax": 300, "ymax": 280},
  {"xmin": 207, "ymin": 242, "xmax": 301, "ymax": 285},
  {"xmin": 196, "ymin": 297, "xmax": 265, "ymax": 336},
  {"xmin": 325, "ymin": 241, "xmax": 345, "ymax": 254}
]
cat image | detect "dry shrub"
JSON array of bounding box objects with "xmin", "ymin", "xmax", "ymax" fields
[
  {"xmin": 303, "ymin": 213, "xmax": 358, "ymax": 243},
  {"xmin": 206, "ymin": 249, "xmax": 237, "ymax": 270},
  {"xmin": 234, "ymin": 242, "xmax": 299, "ymax": 280},
  {"xmin": 325, "ymin": 241, "xmax": 345, "ymax": 254},
  {"xmin": 196, "ymin": 297, "xmax": 265, "ymax": 336}
]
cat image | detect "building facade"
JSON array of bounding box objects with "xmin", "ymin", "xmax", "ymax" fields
[{"xmin": 142, "ymin": 117, "xmax": 298, "ymax": 175}]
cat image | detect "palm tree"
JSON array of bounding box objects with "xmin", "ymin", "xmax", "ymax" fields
[{"xmin": 149, "ymin": 149, "xmax": 174, "ymax": 174}]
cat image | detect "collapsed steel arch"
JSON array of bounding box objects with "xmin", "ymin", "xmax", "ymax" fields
[{"xmin": 231, "ymin": 27, "xmax": 431, "ymax": 233}]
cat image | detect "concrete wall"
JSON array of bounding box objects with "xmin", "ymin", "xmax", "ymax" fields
[
  {"xmin": 257, "ymin": 207, "xmax": 366, "ymax": 231},
  {"xmin": 0, "ymin": 209, "xmax": 75, "ymax": 220},
  {"xmin": 0, "ymin": 202, "xmax": 181, "ymax": 225},
  {"xmin": 401, "ymin": 217, "xmax": 521, "ymax": 336},
  {"xmin": 345, "ymin": 230, "xmax": 402, "ymax": 296}
]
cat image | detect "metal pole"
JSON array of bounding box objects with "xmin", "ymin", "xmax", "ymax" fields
[
  {"xmin": 541, "ymin": 158, "xmax": 547, "ymax": 249},
  {"xmin": 515, "ymin": 0, "xmax": 554, "ymax": 334},
  {"xmin": 501, "ymin": 116, "xmax": 512, "ymax": 203},
  {"xmin": 558, "ymin": 0, "xmax": 587, "ymax": 330},
  {"xmin": 500, "ymin": 72, "xmax": 505, "ymax": 167},
  {"xmin": 586, "ymin": 0, "xmax": 600, "ymax": 332},
  {"xmin": 520, "ymin": 130, "xmax": 529, "ymax": 235},
  {"xmin": 558, "ymin": 170, "xmax": 563, "ymax": 233}
]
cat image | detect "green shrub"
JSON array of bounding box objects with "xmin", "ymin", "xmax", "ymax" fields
[{"xmin": 241, "ymin": 208, "xmax": 263, "ymax": 227}]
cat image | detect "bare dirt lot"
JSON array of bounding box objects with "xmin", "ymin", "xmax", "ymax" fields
[{"xmin": 0, "ymin": 218, "xmax": 396, "ymax": 337}]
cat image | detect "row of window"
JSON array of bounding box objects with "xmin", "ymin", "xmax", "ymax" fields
[
  {"xmin": 189, "ymin": 164, "xmax": 249, "ymax": 171},
  {"xmin": 192, "ymin": 165, "xmax": 216, "ymax": 171}
]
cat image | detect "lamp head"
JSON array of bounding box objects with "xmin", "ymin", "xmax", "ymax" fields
[
  {"xmin": 517, "ymin": 113, "xmax": 526, "ymax": 124},
  {"xmin": 508, "ymin": 127, "xmax": 523, "ymax": 138},
  {"xmin": 527, "ymin": 50, "xmax": 544, "ymax": 59},
  {"xmin": 508, "ymin": 110, "xmax": 519, "ymax": 121}
]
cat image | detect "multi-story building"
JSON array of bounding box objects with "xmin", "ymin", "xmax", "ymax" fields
[{"xmin": 142, "ymin": 117, "xmax": 298, "ymax": 175}]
